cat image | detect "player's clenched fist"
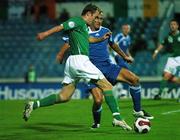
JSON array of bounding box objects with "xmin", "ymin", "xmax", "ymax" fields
[
  {"xmin": 124, "ymin": 56, "xmax": 134, "ymax": 63},
  {"xmin": 36, "ymin": 32, "xmax": 46, "ymax": 41}
]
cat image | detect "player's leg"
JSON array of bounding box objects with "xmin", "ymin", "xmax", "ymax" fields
[
  {"xmin": 155, "ymin": 57, "xmax": 180, "ymax": 99},
  {"xmin": 116, "ymin": 67, "xmax": 139, "ymax": 86},
  {"xmin": 171, "ymin": 76, "xmax": 180, "ymax": 84},
  {"xmin": 23, "ymin": 83, "xmax": 76, "ymax": 121},
  {"xmin": 90, "ymin": 87, "xmax": 103, "ymax": 128},
  {"xmin": 81, "ymin": 57, "xmax": 122, "ymax": 121},
  {"xmin": 155, "ymin": 72, "xmax": 180, "ymax": 99},
  {"xmin": 33, "ymin": 83, "xmax": 76, "ymax": 109},
  {"xmin": 156, "ymin": 72, "xmax": 173, "ymax": 99},
  {"xmin": 116, "ymin": 68, "xmax": 141, "ymax": 110},
  {"xmin": 116, "ymin": 68, "xmax": 154, "ymax": 119},
  {"xmin": 23, "ymin": 56, "xmax": 76, "ymax": 121},
  {"xmin": 76, "ymin": 56, "xmax": 132, "ymax": 130},
  {"xmin": 96, "ymin": 78, "xmax": 132, "ymax": 130}
]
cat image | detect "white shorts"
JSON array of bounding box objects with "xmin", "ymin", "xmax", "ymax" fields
[
  {"xmin": 164, "ymin": 56, "xmax": 180, "ymax": 75},
  {"xmin": 62, "ymin": 55, "xmax": 105, "ymax": 84}
]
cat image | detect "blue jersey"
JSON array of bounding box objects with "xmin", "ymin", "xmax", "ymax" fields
[
  {"xmin": 114, "ymin": 33, "xmax": 131, "ymax": 54},
  {"xmin": 88, "ymin": 26, "xmax": 114, "ymax": 63},
  {"xmin": 114, "ymin": 33, "xmax": 131, "ymax": 68},
  {"xmin": 88, "ymin": 26, "xmax": 121, "ymax": 85}
]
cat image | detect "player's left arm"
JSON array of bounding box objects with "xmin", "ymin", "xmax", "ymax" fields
[{"xmin": 89, "ymin": 32, "xmax": 112, "ymax": 43}]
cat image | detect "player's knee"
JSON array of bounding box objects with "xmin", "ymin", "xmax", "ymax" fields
[
  {"xmin": 95, "ymin": 99, "xmax": 102, "ymax": 106},
  {"xmin": 163, "ymin": 73, "xmax": 173, "ymax": 81},
  {"xmin": 59, "ymin": 94, "xmax": 71, "ymax": 102},
  {"xmin": 131, "ymin": 76, "xmax": 140, "ymax": 86},
  {"xmin": 103, "ymin": 83, "xmax": 113, "ymax": 91},
  {"xmin": 94, "ymin": 96, "xmax": 103, "ymax": 105}
]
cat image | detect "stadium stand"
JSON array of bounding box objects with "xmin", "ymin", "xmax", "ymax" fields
[{"xmin": 0, "ymin": 17, "xmax": 162, "ymax": 78}]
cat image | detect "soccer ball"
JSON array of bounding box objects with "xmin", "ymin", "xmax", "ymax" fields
[{"xmin": 134, "ymin": 117, "xmax": 151, "ymax": 133}]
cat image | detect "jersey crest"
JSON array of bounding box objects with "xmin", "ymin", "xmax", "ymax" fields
[
  {"xmin": 168, "ymin": 36, "xmax": 173, "ymax": 43},
  {"xmin": 178, "ymin": 37, "xmax": 180, "ymax": 42}
]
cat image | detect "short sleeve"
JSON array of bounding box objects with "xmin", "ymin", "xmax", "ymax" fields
[
  {"xmin": 161, "ymin": 37, "xmax": 167, "ymax": 46},
  {"xmin": 114, "ymin": 34, "xmax": 120, "ymax": 43},
  {"xmin": 62, "ymin": 17, "xmax": 80, "ymax": 31},
  {"xmin": 62, "ymin": 36, "xmax": 69, "ymax": 43},
  {"xmin": 108, "ymin": 34, "xmax": 114, "ymax": 46}
]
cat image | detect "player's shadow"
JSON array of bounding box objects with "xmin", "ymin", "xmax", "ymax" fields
[
  {"xmin": 22, "ymin": 122, "xmax": 117, "ymax": 134},
  {"xmin": 22, "ymin": 122, "xmax": 87, "ymax": 132}
]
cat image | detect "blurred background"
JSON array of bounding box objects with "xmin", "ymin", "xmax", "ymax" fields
[{"xmin": 0, "ymin": 0, "xmax": 179, "ymax": 100}]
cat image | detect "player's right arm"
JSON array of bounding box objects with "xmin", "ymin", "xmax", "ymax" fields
[
  {"xmin": 152, "ymin": 44, "xmax": 164, "ymax": 60},
  {"xmin": 89, "ymin": 32, "xmax": 112, "ymax": 43},
  {"xmin": 37, "ymin": 25, "xmax": 64, "ymax": 41}
]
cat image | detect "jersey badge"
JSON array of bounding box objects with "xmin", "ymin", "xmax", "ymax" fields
[
  {"xmin": 68, "ymin": 21, "xmax": 75, "ymax": 28},
  {"xmin": 177, "ymin": 37, "xmax": 180, "ymax": 42},
  {"xmin": 168, "ymin": 36, "xmax": 173, "ymax": 43}
]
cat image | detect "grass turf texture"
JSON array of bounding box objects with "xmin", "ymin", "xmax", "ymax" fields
[{"xmin": 0, "ymin": 99, "xmax": 180, "ymax": 140}]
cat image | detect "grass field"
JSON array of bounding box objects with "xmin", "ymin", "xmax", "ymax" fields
[{"xmin": 0, "ymin": 99, "xmax": 180, "ymax": 140}]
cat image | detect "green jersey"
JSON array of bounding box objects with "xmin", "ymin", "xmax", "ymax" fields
[
  {"xmin": 161, "ymin": 30, "xmax": 180, "ymax": 57},
  {"xmin": 62, "ymin": 17, "xmax": 89, "ymax": 56}
]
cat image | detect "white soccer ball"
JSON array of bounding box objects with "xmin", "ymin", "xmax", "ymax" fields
[{"xmin": 134, "ymin": 117, "xmax": 151, "ymax": 133}]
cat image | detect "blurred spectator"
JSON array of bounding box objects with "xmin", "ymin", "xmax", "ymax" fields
[
  {"xmin": 147, "ymin": 37, "xmax": 156, "ymax": 51},
  {"xmin": 59, "ymin": 8, "xmax": 70, "ymax": 22},
  {"xmin": 39, "ymin": 3, "xmax": 48, "ymax": 22},
  {"xmin": 22, "ymin": 1, "xmax": 35, "ymax": 22},
  {"xmin": 131, "ymin": 34, "xmax": 147, "ymax": 56},
  {"xmin": 24, "ymin": 65, "xmax": 37, "ymax": 83},
  {"xmin": 104, "ymin": 13, "xmax": 116, "ymax": 31}
]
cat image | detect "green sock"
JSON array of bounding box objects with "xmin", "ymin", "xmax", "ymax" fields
[
  {"xmin": 33, "ymin": 94, "xmax": 59, "ymax": 109},
  {"xmin": 103, "ymin": 90, "xmax": 122, "ymax": 120},
  {"xmin": 159, "ymin": 80, "xmax": 168, "ymax": 95}
]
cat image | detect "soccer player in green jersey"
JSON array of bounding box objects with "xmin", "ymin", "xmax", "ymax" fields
[
  {"xmin": 152, "ymin": 19, "xmax": 180, "ymax": 100},
  {"xmin": 23, "ymin": 4, "xmax": 132, "ymax": 131}
]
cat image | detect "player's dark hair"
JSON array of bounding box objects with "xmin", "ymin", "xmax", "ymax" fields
[
  {"xmin": 81, "ymin": 3, "xmax": 100, "ymax": 16},
  {"xmin": 170, "ymin": 19, "xmax": 179, "ymax": 25}
]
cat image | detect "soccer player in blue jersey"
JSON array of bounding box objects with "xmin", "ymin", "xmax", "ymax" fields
[
  {"xmin": 114, "ymin": 24, "xmax": 133, "ymax": 69},
  {"xmin": 56, "ymin": 11, "xmax": 154, "ymax": 129},
  {"xmin": 113, "ymin": 23, "xmax": 153, "ymax": 118}
]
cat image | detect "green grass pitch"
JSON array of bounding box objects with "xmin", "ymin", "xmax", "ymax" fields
[{"xmin": 0, "ymin": 99, "xmax": 180, "ymax": 140}]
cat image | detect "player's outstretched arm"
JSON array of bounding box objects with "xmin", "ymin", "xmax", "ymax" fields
[
  {"xmin": 111, "ymin": 43, "xmax": 133, "ymax": 63},
  {"xmin": 89, "ymin": 32, "xmax": 112, "ymax": 43},
  {"xmin": 152, "ymin": 44, "xmax": 164, "ymax": 60},
  {"xmin": 56, "ymin": 43, "xmax": 70, "ymax": 64},
  {"xmin": 36, "ymin": 25, "xmax": 64, "ymax": 41}
]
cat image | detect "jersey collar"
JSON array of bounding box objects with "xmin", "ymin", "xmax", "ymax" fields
[{"xmin": 88, "ymin": 26, "xmax": 102, "ymax": 34}]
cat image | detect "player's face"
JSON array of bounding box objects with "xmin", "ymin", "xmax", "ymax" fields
[
  {"xmin": 86, "ymin": 10, "xmax": 99, "ymax": 25},
  {"xmin": 122, "ymin": 25, "xmax": 130, "ymax": 36},
  {"xmin": 93, "ymin": 13, "xmax": 103, "ymax": 29},
  {"xmin": 170, "ymin": 21, "xmax": 179, "ymax": 32}
]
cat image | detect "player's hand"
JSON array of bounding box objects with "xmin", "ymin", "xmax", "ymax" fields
[
  {"xmin": 124, "ymin": 56, "xmax": 134, "ymax": 63},
  {"xmin": 102, "ymin": 32, "xmax": 112, "ymax": 40},
  {"xmin": 36, "ymin": 32, "xmax": 46, "ymax": 41},
  {"xmin": 56, "ymin": 53, "xmax": 64, "ymax": 64},
  {"xmin": 152, "ymin": 53, "xmax": 157, "ymax": 60}
]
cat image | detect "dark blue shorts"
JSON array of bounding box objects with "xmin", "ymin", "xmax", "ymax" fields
[
  {"xmin": 115, "ymin": 55, "xmax": 129, "ymax": 69},
  {"xmin": 91, "ymin": 60, "xmax": 122, "ymax": 85}
]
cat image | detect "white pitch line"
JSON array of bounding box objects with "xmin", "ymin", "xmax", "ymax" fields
[{"xmin": 161, "ymin": 109, "xmax": 180, "ymax": 115}]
